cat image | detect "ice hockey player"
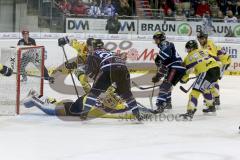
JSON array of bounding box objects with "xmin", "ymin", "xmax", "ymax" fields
[
  {"xmin": 0, "ymin": 64, "xmax": 13, "ymax": 77},
  {"xmin": 152, "ymin": 31, "xmax": 186, "ymax": 113},
  {"xmin": 197, "ymin": 31, "xmax": 231, "ymax": 106},
  {"xmin": 58, "ymin": 37, "xmax": 152, "ymax": 121},
  {"xmin": 63, "ymin": 38, "xmax": 92, "ymax": 93},
  {"xmin": 179, "ymin": 40, "xmax": 220, "ymax": 120},
  {"xmin": 23, "ymin": 88, "xmax": 150, "ymax": 120}
]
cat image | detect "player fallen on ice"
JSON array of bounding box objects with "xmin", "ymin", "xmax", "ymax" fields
[
  {"xmin": 22, "ymin": 88, "xmax": 152, "ymax": 120},
  {"xmin": 56, "ymin": 37, "xmax": 152, "ymax": 121},
  {"xmin": 197, "ymin": 31, "xmax": 231, "ymax": 107},
  {"xmin": 0, "ymin": 64, "xmax": 13, "ymax": 77},
  {"xmin": 179, "ymin": 40, "xmax": 220, "ymax": 120},
  {"xmin": 152, "ymin": 31, "xmax": 186, "ymax": 113},
  {"xmin": 63, "ymin": 38, "xmax": 93, "ymax": 93}
]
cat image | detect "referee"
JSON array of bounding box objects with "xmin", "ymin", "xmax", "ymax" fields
[{"xmin": 17, "ymin": 30, "xmax": 54, "ymax": 83}]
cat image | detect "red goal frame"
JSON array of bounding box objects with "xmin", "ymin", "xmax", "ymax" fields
[{"xmin": 16, "ymin": 46, "xmax": 45, "ymax": 115}]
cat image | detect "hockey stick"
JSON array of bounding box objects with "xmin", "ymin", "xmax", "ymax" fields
[
  {"xmin": 149, "ymin": 83, "xmax": 155, "ymax": 110},
  {"xmin": 132, "ymin": 81, "xmax": 163, "ymax": 90},
  {"xmin": 179, "ymin": 77, "xmax": 198, "ymax": 93},
  {"xmin": 12, "ymin": 72, "xmax": 53, "ymax": 80},
  {"xmin": 61, "ymin": 46, "xmax": 80, "ymax": 98}
]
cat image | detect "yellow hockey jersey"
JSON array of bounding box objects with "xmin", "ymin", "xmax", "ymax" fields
[
  {"xmin": 182, "ymin": 49, "xmax": 219, "ymax": 80},
  {"xmin": 0, "ymin": 64, "xmax": 3, "ymax": 71},
  {"xmin": 70, "ymin": 39, "xmax": 88, "ymax": 64},
  {"xmin": 200, "ymin": 39, "xmax": 231, "ymax": 65}
]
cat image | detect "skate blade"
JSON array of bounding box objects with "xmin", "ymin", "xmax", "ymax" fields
[{"xmin": 203, "ymin": 112, "xmax": 217, "ymax": 116}]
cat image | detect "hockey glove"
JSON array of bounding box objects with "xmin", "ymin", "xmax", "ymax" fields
[
  {"xmin": 65, "ymin": 62, "xmax": 77, "ymax": 70},
  {"xmin": 58, "ymin": 36, "xmax": 70, "ymax": 47},
  {"xmin": 0, "ymin": 65, "xmax": 13, "ymax": 77},
  {"xmin": 152, "ymin": 73, "xmax": 161, "ymax": 83}
]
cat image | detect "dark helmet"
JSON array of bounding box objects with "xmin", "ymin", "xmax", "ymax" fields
[
  {"xmin": 153, "ymin": 31, "xmax": 166, "ymax": 41},
  {"xmin": 197, "ymin": 30, "xmax": 208, "ymax": 39},
  {"xmin": 86, "ymin": 38, "xmax": 95, "ymax": 46},
  {"xmin": 93, "ymin": 39, "xmax": 104, "ymax": 49},
  {"xmin": 185, "ymin": 40, "xmax": 198, "ymax": 50}
]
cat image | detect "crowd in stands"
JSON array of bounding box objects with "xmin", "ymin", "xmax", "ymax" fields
[
  {"xmin": 55, "ymin": 0, "xmax": 133, "ymax": 17},
  {"xmin": 55, "ymin": 0, "xmax": 240, "ymax": 22},
  {"xmin": 148, "ymin": 0, "xmax": 240, "ymax": 22}
]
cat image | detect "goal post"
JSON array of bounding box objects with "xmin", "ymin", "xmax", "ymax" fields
[{"xmin": 0, "ymin": 46, "xmax": 45, "ymax": 115}]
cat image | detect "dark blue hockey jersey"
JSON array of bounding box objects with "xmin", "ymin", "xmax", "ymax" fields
[
  {"xmin": 85, "ymin": 48, "xmax": 125, "ymax": 78},
  {"xmin": 155, "ymin": 41, "xmax": 185, "ymax": 71}
]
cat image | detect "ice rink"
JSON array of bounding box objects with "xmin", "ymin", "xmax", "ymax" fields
[{"xmin": 0, "ymin": 75, "xmax": 240, "ymax": 160}]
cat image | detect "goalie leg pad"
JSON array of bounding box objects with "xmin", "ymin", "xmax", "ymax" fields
[{"xmin": 23, "ymin": 95, "xmax": 57, "ymax": 115}]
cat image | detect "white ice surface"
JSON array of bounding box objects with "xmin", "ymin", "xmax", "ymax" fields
[{"xmin": 0, "ymin": 75, "xmax": 240, "ymax": 160}]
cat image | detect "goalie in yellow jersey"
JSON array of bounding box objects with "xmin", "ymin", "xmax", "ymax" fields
[
  {"xmin": 22, "ymin": 86, "xmax": 152, "ymax": 120},
  {"xmin": 64, "ymin": 38, "xmax": 92, "ymax": 93},
  {"xmin": 197, "ymin": 31, "xmax": 231, "ymax": 106},
  {"xmin": 0, "ymin": 64, "xmax": 13, "ymax": 77},
  {"xmin": 179, "ymin": 40, "xmax": 220, "ymax": 120}
]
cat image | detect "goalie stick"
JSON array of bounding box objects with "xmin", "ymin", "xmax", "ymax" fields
[{"xmin": 12, "ymin": 71, "xmax": 53, "ymax": 81}]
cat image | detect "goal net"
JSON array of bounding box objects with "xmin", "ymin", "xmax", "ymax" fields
[{"xmin": 0, "ymin": 46, "xmax": 44, "ymax": 115}]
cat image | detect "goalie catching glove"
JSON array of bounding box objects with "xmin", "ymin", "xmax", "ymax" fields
[{"xmin": 0, "ymin": 65, "xmax": 13, "ymax": 77}]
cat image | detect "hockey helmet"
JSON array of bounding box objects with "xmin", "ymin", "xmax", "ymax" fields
[
  {"xmin": 93, "ymin": 39, "xmax": 104, "ymax": 49},
  {"xmin": 185, "ymin": 40, "xmax": 198, "ymax": 51},
  {"xmin": 197, "ymin": 30, "xmax": 208, "ymax": 39},
  {"xmin": 86, "ymin": 38, "xmax": 95, "ymax": 46},
  {"xmin": 153, "ymin": 31, "xmax": 166, "ymax": 41}
]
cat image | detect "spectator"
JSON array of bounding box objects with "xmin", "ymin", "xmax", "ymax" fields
[
  {"xmin": 103, "ymin": 0, "xmax": 116, "ymax": 16},
  {"xmin": 196, "ymin": 0, "xmax": 211, "ymax": 17},
  {"xmin": 158, "ymin": 7, "xmax": 165, "ymax": 19},
  {"xmin": 217, "ymin": 0, "xmax": 227, "ymax": 15},
  {"xmin": 164, "ymin": 8, "xmax": 175, "ymax": 21},
  {"xmin": 216, "ymin": 10, "xmax": 224, "ymax": 20},
  {"xmin": 160, "ymin": 0, "xmax": 170, "ymax": 15},
  {"xmin": 190, "ymin": 0, "xmax": 200, "ymax": 12},
  {"xmin": 71, "ymin": 0, "xmax": 88, "ymax": 15},
  {"xmin": 187, "ymin": 8, "xmax": 196, "ymax": 21},
  {"xmin": 105, "ymin": 13, "xmax": 121, "ymax": 34},
  {"xmin": 224, "ymin": 10, "xmax": 238, "ymax": 23},
  {"xmin": 175, "ymin": 8, "xmax": 187, "ymax": 21},
  {"xmin": 236, "ymin": 0, "xmax": 240, "ymax": 15},
  {"xmin": 88, "ymin": 0, "xmax": 102, "ymax": 17},
  {"xmin": 57, "ymin": 0, "xmax": 71, "ymax": 13},
  {"xmin": 226, "ymin": 0, "xmax": 236, "ymax": 15},
  {"xmin": 118, "ymin": 0, "xmax": 131, "ymax": 16},
  {"xmin": 202, "ymin": 12, "xmax": 215, "ymax": 36}
]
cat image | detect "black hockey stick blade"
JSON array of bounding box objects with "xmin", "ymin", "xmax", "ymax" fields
[{"xmin": 179, "ymin": 86, "xmax": 189, "ymax": 93}]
